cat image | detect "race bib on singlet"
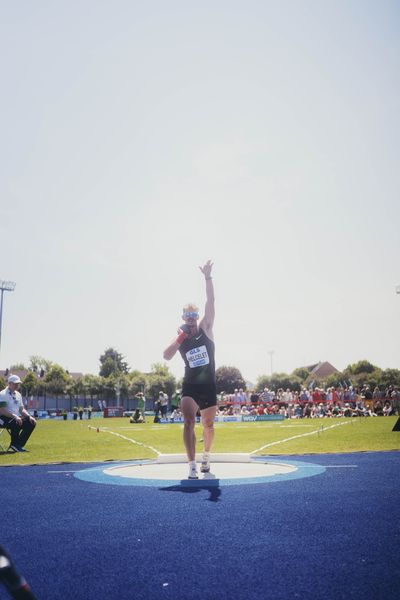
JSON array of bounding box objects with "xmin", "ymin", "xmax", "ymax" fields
[{"xmin": 186, "ymin": 345, "xmax": 210, "ymax": 368}]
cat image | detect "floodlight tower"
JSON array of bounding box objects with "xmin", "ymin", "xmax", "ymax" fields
[{"xmin": 0, "ymin": 280, "xmax": 16, "ymax": 355}]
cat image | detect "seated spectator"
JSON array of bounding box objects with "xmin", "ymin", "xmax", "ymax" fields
[
  {"xmin": 0, "ymin": 375, "xmax": 36, "ymax": 453},
  {"xmin": 324, "ymin": 404, "xmax": 333, "ymax": 418},
  {"xmin": 294, "ymin": 404, "xmax": 303, "ymax": 418},
  {"xmin": 383, "ymin": 401, "xmax": 393, "ymax": 416},
  {"xmin": 170, "ymin": 408, "xmax": 182, "ymax": 421},
  {"xmin": 303, "ymin": 403, "xmax": 312, "ymax": 418},
  {"xmin": 130, "ymin": 409, "xmax": 144, "ymax": 423},
  {"xmin": 343, "ymin": 403, "xmax": 352, "ymax": 417}
]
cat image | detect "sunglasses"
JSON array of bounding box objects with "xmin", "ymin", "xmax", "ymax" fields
[{"xmin": 183, "ymin": 311, "xmax": 199, "ymax": 319}]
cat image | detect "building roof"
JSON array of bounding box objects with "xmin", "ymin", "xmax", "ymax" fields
[
  {"xmin": 0, "ymin": 369, "xmax": 29, "ymax": 380},
  {"xmin": 307, "ymin": 361, "xmax": 339, "ymax": 379}
]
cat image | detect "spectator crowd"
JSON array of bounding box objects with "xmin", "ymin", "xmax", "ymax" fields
[
  {"xmin": 215, "ymin": 385, "xmax": 400, "ymax": 419},
  {"xmin": 146, "ymin": 385, "xmax": 399, "ymax": 421}
]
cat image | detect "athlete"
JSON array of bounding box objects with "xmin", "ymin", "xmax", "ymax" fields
[{"xmin": 163, "ymin": 260, "xmax": 216, "ymax": 479}]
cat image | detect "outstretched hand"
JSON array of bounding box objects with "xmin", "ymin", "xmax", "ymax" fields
[{"xmin": 199, "ymin": 260, "xmax": 213, "ymax": 279}]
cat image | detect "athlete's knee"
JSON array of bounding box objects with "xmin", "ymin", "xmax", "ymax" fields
[
  {"xmin": 183, "ymin": 417, "xmax": 196, "ymax": 429},
  {"xmin": 23, "ymin": 418, "xmax": 35, "ymax": 431},
  {"xmin": 202, "ymin": 418, "xmax": 214, "ymax": 430}
]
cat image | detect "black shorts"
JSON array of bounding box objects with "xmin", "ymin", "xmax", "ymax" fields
[{"xmin": 181, "ymin": 383, "xmax": 217, "ymax": 411}]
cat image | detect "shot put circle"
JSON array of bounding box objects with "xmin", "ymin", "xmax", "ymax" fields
[{"xmin": 74, "ymin": 455, "xmax": 326, "ymax": 487}]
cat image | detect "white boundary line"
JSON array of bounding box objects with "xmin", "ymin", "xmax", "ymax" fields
[
  {"xmin": 249, "ymin": 420, "xmax": 353, "ymax": 455},
  {"xmin": 88, "ymin": 426, "xmax": 161, "ymax": 456}
]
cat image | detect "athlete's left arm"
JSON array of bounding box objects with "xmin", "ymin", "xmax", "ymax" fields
[{"xmin": 199, "ymin": 260, "xmax": 215, "ymax": 339}]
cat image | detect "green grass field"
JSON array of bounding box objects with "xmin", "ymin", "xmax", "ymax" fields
[{"xmin": 1, "ymin": 416, "xmax": 399, "ymax": 466}]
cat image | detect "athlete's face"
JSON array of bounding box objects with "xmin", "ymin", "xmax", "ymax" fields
[{"xmin": 182, "ymin": 310, "xmax": 199, "ymax": 327}]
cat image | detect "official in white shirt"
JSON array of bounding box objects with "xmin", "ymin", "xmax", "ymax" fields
[{"xmin": 0, "ymin": 375, "xmax": 36, "ymax": 452}]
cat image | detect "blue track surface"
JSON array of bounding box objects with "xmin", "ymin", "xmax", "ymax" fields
[{"xmin": 1, "ymin": 452, "xmax": 399, "ymax": 600}]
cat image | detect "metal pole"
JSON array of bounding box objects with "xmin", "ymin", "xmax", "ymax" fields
[
  {"xmin": 268, "ymin": 350, "xmax": 274, "ymax": 376},
  {"xmin": 0, "ymin": 281, "xmax": 16, "ymax": 356}
]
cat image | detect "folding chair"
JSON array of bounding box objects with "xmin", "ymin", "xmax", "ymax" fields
[{"xmin": 0, "ymin": 425, "xmax": 11, "ymax": 452}]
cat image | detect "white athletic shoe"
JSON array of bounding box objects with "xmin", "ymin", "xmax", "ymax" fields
[
  {"xmin": 200, "ymin": 454, "xmax": 210, "ymax": 473},
  {"xmin": 188, "ymin": 463, "xmax": 198, "ymax": 479}
]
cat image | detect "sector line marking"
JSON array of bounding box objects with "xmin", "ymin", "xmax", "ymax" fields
[
  {"xmin": 249, "ymin": 420, "xmax": 353, "ymax": 455},
  {"xmin": 88, "ymin": 426, "xmax": 161, "ymax": 456}
]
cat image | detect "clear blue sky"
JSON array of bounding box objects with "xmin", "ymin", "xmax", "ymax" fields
[{"xmin": 1, "ymin": 0, "xmax": 399, "ymax": 384}]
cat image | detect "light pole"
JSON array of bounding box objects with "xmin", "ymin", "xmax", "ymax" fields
[
  {"xmin": 268, "ymin": 350, "xmax": 274, "ymax": 376},
  {"xmin": 115, "ymin": 380, "xmax": 121, "ymax": 409},
  {"xmin": 0, "ymin": 280, "xmax": 16, "ymax": 355},
  {"xmin": 396, "ymin": 285, "xmax": 400, "ymax": 295}
]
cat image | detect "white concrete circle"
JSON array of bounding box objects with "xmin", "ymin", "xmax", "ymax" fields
[{"xmin": 104, "ymin": 460, "xmax": 297, "ymax": 481}]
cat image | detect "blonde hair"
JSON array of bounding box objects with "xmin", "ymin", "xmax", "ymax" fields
[{"xmin": 182, "ymin": 303, "xmax": 199, "ymax": 314}]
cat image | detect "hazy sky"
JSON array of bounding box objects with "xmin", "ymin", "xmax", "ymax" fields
[{"xmin": 1, "ymin": 0, "xmax": 399, "ymax": 385}]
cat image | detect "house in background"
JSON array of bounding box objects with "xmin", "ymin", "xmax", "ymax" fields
[{"xmin": 304, "ymin": 361, "xmax": 340, "ymax": 383}]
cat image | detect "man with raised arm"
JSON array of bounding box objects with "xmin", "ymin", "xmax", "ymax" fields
[{"xmin": 163, "ymin": 260, "xmax": 216, "ymax": 479}]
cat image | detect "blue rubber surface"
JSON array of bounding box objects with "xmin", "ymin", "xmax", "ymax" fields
[{"xmin": 0, "ymin": 452, "xmax": 399, "ymax": 600}]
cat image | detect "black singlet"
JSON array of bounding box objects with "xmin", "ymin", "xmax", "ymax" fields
[{"xmin": 178, "ymin": 328, "xmax": 216, "ymax": 385}]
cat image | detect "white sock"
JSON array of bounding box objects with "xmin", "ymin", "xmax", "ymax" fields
[{"xmin": 189, "ymin": 460, "xmax": 196, "ymax": 469}]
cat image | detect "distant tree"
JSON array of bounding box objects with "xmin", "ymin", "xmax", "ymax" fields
[
  {"xmin": 71, "ymin": 377, "xmax": 85, "ymax": 401},
  {"xmin": 379, "ymin": 368, "xmax": 400, "ymax": 390},
  {"xmin": 291, "ymin": 367, "xmax": 310, "ymax": 382},
  {"xmin": 344, "ymin": 360, "xmax": 378, "ymax": 376},
  {"xmin": 99, "ymin": 357, "xmax": 119, "ymax": 378},
  {"xmin": 99, "ymin": 377, "xmax": 117, "ymax": 401},
  {"xmin": 0, "ymin": 375, "xmax": 6, "ymax": 389},
  {"xmin": 112, "ymin": 373, "xmax": 131, "ymax": 401},
  {"xmin": 146, "ymin": 363, "xmax": 176, "ymax": 399},
  {"xmin": 324, "ymin": 373, "xmax": 346, "ymax": 389},
  {"xmin": 215, "ymin": 366, "xmax": 246, "ymax": 394},
  {"xmin": 99, "ymin": 348, "xmax": 129, "ymax": 377},
  {"xmin": 21, "ymin": 371, "xmax": 38, "ymax": 398},
  {"xmin": 9, "ymin": 363, "xmax": 27, "ymax": 371},
  {"xmin": 256, "ymin": 373, "xmax": 302, "ymax": 393},
  {"xmin": 82, "ymin": 374, "xmax": 102, "ymax": 402},
  {"xmin": 343, "ymin": 360, "xmax": 382, "ymax": 389},
  {"xmin": 128, "ymin": 370, "xmax": 148, "ymax": 396},
  {"xmin": 29, "ymin": 356, "xmax": 53, "ymax": 374},
  {"xmin": 44, "ymin": 365, "xmax": 70, "ymax": 396}
]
